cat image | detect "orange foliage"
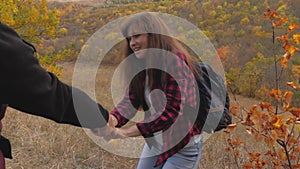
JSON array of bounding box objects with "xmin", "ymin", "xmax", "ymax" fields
[
  {"xmin": 290, "ymin": 108, "xmax": 300, "ymax": 117},
  {"xmin": 225, "ymin": 7, "xmax": 300, "ymax": 169},
  {"xmin": 263, "ymin": 7, "xmax": 278, "ymax": 19},
  {"xmin": 259, "ymin": 102, "xmax": 273, "ymax": 112},
  {"xmin": 287, "ymin": 81, "xmax": 300, "ymax": 89},
  {"xmin": 293, "ymin": 34, "xmax": 300, "ymax": 44},
  {"xmin": 272, "ymin": 16, "xmax": 288, "ymax": 27},
  {"xmin": 269, "ymin": 89, "xmax": 282, "ymax": 101},
  {"xmin": 217, "ymin": 46, "xmax": 230, "ymax": 58}
]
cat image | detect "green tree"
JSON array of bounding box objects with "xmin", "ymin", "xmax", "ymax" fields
[{"xmin": 241, "ymin": 53, "xmax": 273, "ymax": 97}]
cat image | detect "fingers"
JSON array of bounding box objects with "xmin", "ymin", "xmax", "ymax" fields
[
  {"xmin": 108, "ymin": 115, "xmax": 118, "ymax": 127},
  {"xmin": 91, "ymin": 124, "xmax": 126, "ymax": 141}
]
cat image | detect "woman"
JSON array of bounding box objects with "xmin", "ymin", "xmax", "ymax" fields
[{"xmin": 108, "ymin": 12, "xmax": 208, "ymax": 169}]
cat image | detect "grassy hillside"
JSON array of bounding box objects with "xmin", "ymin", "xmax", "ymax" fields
[{"xmin": 3, "ymin": 62, "xmax": 262, "ymax": 169}]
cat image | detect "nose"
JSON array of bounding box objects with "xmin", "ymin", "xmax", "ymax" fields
[{"xmin": 129, "ymin": 37, "xmax": 136, "ymax": 48}]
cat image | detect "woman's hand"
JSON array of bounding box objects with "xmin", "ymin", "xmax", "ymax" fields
[
  {"xmin": 91, "ymin": 124, "xmax": 125, "ymax": 141},
  {"xmin": 118, "ymin": 125, "xmax": 141, "ymax": 137},
  {"xmin": 92, "ymin": 114, "xmax": 141, "ymax": 140},
  {"xmin": 108, "ymin": 114, "xmax": 118, "ymax": 127}
]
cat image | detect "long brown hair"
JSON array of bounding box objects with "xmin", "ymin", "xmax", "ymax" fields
[{"xmin": 119, "ymin": 12, "xmax": 201, "ymax": 105}]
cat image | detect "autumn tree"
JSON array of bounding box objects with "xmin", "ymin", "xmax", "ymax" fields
[
  {"xmin": 0, "ymin": 0, "xmax": 61, "ymax": 75},
  {"xmin": 0, "ymin": 0, "xmax": 60, "ymax": 42}
]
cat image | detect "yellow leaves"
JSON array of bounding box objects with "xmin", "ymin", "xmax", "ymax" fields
[
  {"xmin": 240, "ymin": 17, "xmax": 250, "ymax": 25},
  {"xmin": 270, "ymin": 115, "xmax": 284, "ymax": 129},
  {"xmin": 29, "ymin": 6, "xmax": 39, "ymax": 24},
  {"xmin": 157, "ymin": 5, "xmax": 167, "ymax": 11},
  {"xmin": 283, "ymin": 42, "xmax": 299, "ymax": 57},
  {"xmin": 0, "ymin": 0, "xmax": 60, "ymax": 41},
  {"xmin": 293, "ymin": 34, "xmax": 300, "ymax": 44},
  {"xmin": 0, "ymin": 0, "xmax": 18, "ymax": 26},
  {"xmin": 269, "ymin": 115, "xmax": 287, "ymax": 140},
  {"xmin": 289, "ymin": 24, "xmax": 299, "ymax": 32}
]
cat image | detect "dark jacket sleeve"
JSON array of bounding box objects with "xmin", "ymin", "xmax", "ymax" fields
[{"xmin": 0, "ymin": 22, "xmax": 108, "ymax": 128}]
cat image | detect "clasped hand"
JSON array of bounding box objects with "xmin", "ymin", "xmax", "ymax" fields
[{"xmin": 91, "ymin": 115, "xmax": 126, "ymax": 141}]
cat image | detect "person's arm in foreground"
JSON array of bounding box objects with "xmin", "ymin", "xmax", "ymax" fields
[{"xmin": 0, "ymin": 22, "xmax": 108, "ymax": 128}]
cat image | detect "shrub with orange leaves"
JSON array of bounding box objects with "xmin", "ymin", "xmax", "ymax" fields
[{"xmin": 225, "ymin": 7, "xmax": 300, "ymax": 169}]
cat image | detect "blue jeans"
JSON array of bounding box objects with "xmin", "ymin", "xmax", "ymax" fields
[{"xmin": 137, "ymin": 138, "xmax": 203, "ymax": 169}]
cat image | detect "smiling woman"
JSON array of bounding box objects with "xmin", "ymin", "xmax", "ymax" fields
[
  {"xmin": 103, "ymin": 12, "xmax": 209, "ymax": 169},
  {"xmin": 128, "ymin": 34, "xmax": 149, "ymax": 59}
]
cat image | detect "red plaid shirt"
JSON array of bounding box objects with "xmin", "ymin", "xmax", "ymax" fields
[{"xmin": 111, "ymin": 51, "xmax": 202, "ymax": 167}]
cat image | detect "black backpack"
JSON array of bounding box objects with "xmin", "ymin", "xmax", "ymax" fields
[{"xmin": 196, "ymin": 62, "xmax": 232, "ymax": 133}]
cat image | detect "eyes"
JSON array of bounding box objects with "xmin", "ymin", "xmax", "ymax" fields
[{"xmin": 127, "ymin": 34, "xmax": 141, "ymax": 41}]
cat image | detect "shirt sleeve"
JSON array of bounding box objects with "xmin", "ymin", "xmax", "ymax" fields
[
  {"xmin": 136, "ymin": 52, "xmax": 191, "ymax": 138},
  {"xmin": 110, "ymin": 88, "xmax": 140, "ymax": 127}
]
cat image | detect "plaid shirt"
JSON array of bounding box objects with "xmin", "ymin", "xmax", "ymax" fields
[{"xmin": 111, "ymin": 51, "xmax": 202, "ymax": 167}]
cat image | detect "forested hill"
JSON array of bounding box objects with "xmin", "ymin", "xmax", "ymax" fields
[
  {"xmin": 44, "ymin": 0, "xmax": 300, "ymax": 102},
  {"xmin": 47, "ymin": 0, "xmax": 300, "ymax": 68}
]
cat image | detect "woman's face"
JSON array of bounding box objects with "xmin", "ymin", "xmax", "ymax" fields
[{"xmin": 128, "ymin": 33, "xmax": 148, "ymax": 59}]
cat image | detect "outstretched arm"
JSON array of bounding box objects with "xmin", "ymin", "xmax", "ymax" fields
[{"xmin": 0, "ymin": 22, "xmax": 108, "ymax": 128}]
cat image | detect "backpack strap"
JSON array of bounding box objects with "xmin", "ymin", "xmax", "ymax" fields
[{"xmin": 198, "ymin": 63, "xmax": 232, "ymax": 133}]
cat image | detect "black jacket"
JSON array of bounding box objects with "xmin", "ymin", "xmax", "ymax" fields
[{"xmin": 0, "ymin": 22, "xmax": 108, "ymax": 128}]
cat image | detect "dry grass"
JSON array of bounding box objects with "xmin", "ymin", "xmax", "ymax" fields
[{"xmin": 2, "ymin": 62, "xmax": 268, "ymax": 169}]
